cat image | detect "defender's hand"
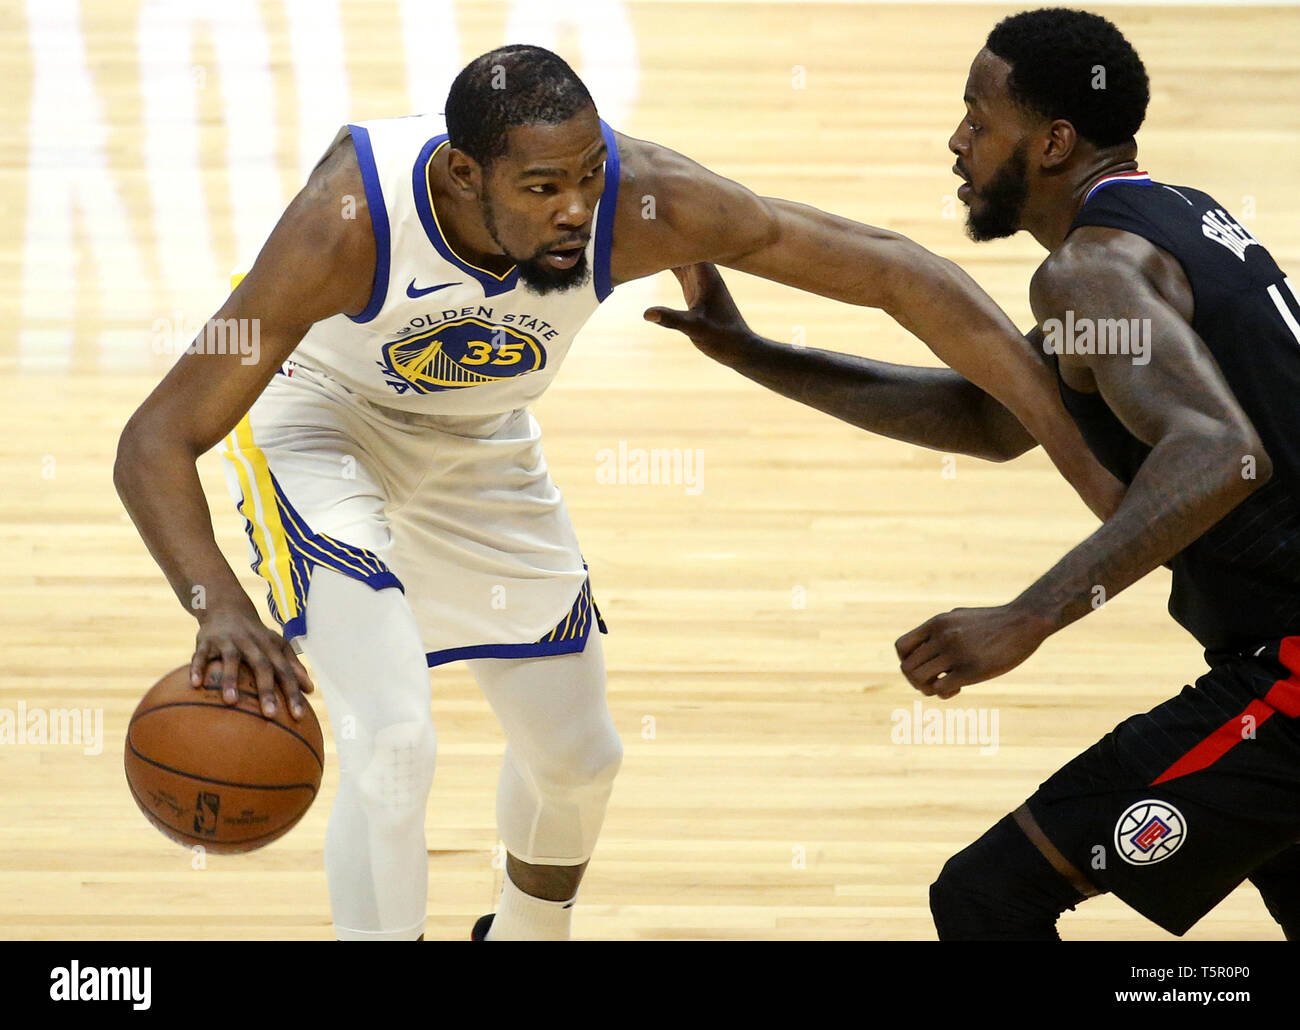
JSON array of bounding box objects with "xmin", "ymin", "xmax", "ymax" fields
[
  {"xmin": 643, "ymin": 263, "xmax": 755, "ymax": 364},
  {"xmin": 190, "ymin": 601, "xmax": 314, "ymax": 719},
  {"xmin": 894, "ymin": 604, "xmax": 1055, "ymax": 698}
]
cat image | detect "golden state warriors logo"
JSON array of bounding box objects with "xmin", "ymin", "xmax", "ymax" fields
[{"xmin": 378, "ymin": 317, "xmax": 546, "ymax": 394}]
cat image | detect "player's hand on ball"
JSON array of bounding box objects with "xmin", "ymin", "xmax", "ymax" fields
[
  {"xmin": 894, "ymin": 604, "xmax": 1055, "ymax": 698},
  {"xmin": 643, "ymin": 263, "xmax": 754, "ymax": 363},
  {"xmin": 189, "ymin": 601, "xmax": 314, "ymax": 720}
]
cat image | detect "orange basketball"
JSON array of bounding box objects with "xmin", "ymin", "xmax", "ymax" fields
[{"xmin": 124, "ymin": 664, "xmax": 324, "ymax": 854}]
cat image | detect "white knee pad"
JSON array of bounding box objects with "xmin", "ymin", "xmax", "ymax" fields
[
  {"xmin": 497, "ymin": 729, "xmax": 623, "ymax": 866},
  {"xmin": 355, "ymin": 720, "xmax": 438, "ymax": 826}
]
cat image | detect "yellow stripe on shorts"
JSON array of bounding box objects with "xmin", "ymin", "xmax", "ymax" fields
[{"xmin": 223, "ymin": 416, "xmax": 299, "ymax": 624}]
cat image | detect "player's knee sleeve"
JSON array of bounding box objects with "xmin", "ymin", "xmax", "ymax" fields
[
  {"xmin": 300, "ymin": 567, "xmax": 435, "ymax": 818},
  {"xmin": 930, "ymin": 814, "xmax": 1086, "ymax": 940},
  {"xmin": 496, "ymin": 730, "xmax": 623, "ymax": 866},
  {"xmin": 353, "ymin": 720, "xmax": 437, "ymax": 827},
  {"xmin": 472, "ymin": 634, "xmax": 622, "ymax": 864},
  {"xmin": 326, "ymin": 720, "xmax": 435, "ymax": 941}
]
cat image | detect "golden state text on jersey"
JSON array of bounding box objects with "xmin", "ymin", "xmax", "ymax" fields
[{"xmin": 379, "ymin": 307, "xmax": 559, "ymax": 395}]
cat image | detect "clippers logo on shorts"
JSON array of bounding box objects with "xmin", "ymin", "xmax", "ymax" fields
[
  {"xmin": 1114, "ymin": 799, "xmax": 1187, "ymax": 866},
  {"xmin": 378, "ymin": 317, "xmax": 546, "ymax": 394}
]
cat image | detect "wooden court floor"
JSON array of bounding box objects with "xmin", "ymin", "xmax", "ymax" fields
[{"xmin": 1, "ymin": 1, "xmax": 1298, "ymax": 940}]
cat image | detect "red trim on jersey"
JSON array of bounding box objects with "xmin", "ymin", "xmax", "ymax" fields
[
  {"xmin": 1270, "ymin": 636, "xmax": 1300, "ymax": 717},
  {"xmin": 1084, "ymin": 171, "xmax": 1152, "ymax": 203},
  {"xmin": 1150, "ymin": 635, "xmax": 1300, "ymax": 785}
]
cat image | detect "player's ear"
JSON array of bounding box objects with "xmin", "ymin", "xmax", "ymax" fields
[
  {"xmin": 446, "ymin": 147, "xmax": 486, "ymax": 197},
  {"xmin": 1040, "ymin": 119, "xmax": 1078, "ymax": 170}
]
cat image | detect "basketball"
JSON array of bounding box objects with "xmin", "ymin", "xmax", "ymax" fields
[{"xmin": 124, "ymin": 664, "xmax": 324, "ymax": 854}]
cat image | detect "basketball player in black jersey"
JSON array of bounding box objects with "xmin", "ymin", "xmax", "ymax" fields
[{"xmin": 646, "ymin": 7, "xmax": 1300, "ymax": 938}]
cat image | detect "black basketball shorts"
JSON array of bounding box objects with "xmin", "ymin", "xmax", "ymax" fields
[{"xmin": 1020, "ymin": 636, "xmax": 1300, "ymax": 935}]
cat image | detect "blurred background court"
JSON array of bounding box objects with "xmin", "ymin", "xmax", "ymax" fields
[{"xmin": 1, "ymin": 0, "xmax": 1297, "ymax": 939}]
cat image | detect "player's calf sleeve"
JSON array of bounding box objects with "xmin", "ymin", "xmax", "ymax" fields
[
  {"xmin": 301, "ymin": 567, "xmax": 437, "ymax": 941},
  {"xmin": 930, "ymin": 814, "xmax": 1087, "ymax": 940},
  {"xmin": 1248, "ymin": 844, "xmax": 1300, "ymax": 940}
]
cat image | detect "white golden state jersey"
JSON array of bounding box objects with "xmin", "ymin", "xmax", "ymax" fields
[{"xmin": 290, "ymin": 113, "xmax": 622, "ymax": 415}]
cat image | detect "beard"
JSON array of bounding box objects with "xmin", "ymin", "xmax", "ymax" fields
[
  {"xmin": 516, "ymin": 249, "xmax": 590, "ymax": 295},
  {"xmin": 481, "ymin": 195, "xmax": 591, "ymax": 296},
  {"xmin": 966, "ymin": 140, "xmax": 1030, "ymax": 242}
]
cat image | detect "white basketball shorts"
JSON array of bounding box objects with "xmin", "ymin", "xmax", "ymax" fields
[{"xmin": 218, "ymin": 360, "xmax": 604, "ymax": 666}]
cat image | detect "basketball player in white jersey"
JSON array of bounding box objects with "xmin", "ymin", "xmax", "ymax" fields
[{"xmin": 114, "ymin": 45, "xmax": 1119, "ymax": 940}]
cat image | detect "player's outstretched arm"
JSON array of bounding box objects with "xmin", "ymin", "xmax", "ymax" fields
[
  {"xmin": 894, "ymin": 228, "xmax": 1272, "ymax": 697},
  {"xmin": 113, "ymin": 130, "xmax": 374, "ymax": 717},
  {"xmin": 646, "ymin": 263, "xmax": 1039, "ymax": 463},
  {"xmin": 610, "ymin": 136, "xmax": 1121, "ymax": 518}
]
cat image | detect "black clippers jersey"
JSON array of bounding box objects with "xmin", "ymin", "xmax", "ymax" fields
[{"xmin": 1059, "ymin": 174, "xmax": 1300, "ymax": 655}]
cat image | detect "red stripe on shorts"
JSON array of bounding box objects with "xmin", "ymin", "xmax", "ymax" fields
[{"xmin": 1151, "ymin": 635, "xmax": 1300, "ymax": 786}]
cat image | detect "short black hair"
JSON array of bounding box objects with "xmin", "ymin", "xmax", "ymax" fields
[
  {"xmin": 444, "ymin": 45, "xmax": 595, "ymax": 169},
  {"xmin": 985, "ymin": 8, "xmax": 1149, "ymax": 148}
]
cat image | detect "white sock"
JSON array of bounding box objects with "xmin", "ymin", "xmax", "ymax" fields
[{"xmin": 485, "ymin": 870, "xmax": 577, "ymax": 941}]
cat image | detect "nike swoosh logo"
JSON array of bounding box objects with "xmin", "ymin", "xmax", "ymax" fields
[{"xmin": 406, "ymin": 279, "xmax": 461, "ymax": 298}]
